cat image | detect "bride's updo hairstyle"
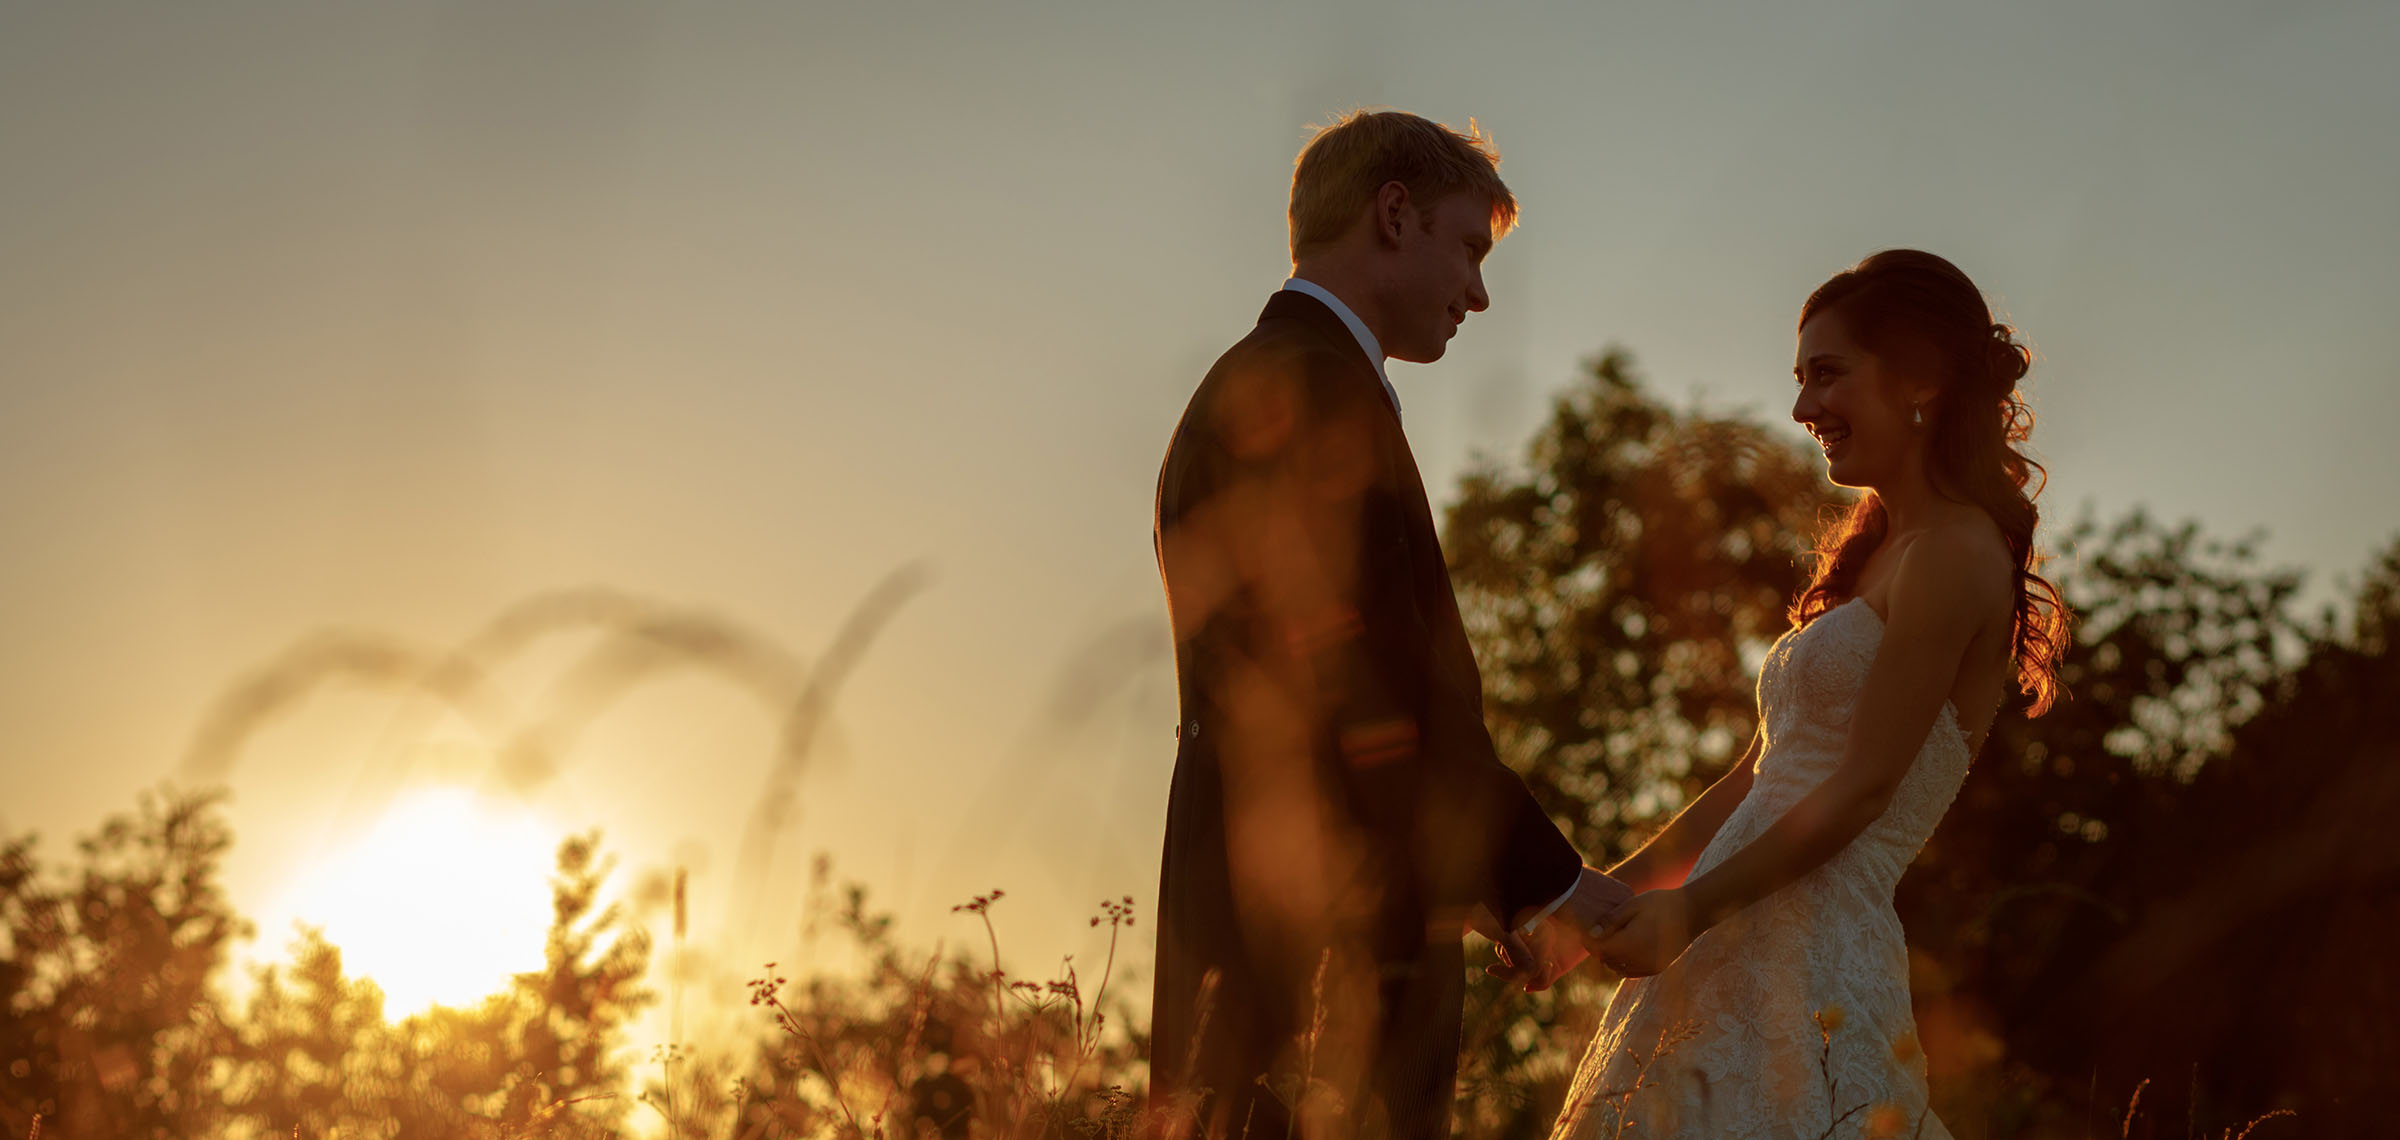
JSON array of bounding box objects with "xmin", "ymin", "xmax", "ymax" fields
[{"xmin": 1789, "ymin": 249, "xmax": 2069, "ymax": 716}]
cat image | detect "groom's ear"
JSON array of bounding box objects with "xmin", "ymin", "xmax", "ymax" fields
[{"xmin": 1371, "ymin": 180, "xmax": 1416, "ymax": 249}]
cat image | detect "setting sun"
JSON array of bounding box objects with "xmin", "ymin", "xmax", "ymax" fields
[{"xmin": 278, "ymin": 788, "xmax": 563, "ymax": 1017}]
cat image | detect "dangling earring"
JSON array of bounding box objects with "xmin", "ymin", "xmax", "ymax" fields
[{"xmin": 1911, "ymin": 404, "xmax": 1925, "ymax": 427}]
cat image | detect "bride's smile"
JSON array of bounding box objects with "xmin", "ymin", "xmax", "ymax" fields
[{"xmin": 1807, "ymin": 420, "xmax": 1851, "ymax": 457}]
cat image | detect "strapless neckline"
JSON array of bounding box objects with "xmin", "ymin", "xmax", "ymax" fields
[{"xmin": 1829, "ymin": 596, "xmax": 1976, "ymax": 756}]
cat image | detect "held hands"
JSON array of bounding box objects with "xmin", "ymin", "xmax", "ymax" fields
[
  {"xmin": 1483, "ymin": 867, "xmax": 1635, "ymax": 993},
  {"xmin": 1485, "ymin": 910, "xmax": 1584, "ymax": 992},
  {"xmin": 1589, "ymin": 887, "xmax": 1700, "ymax": 978},
  {"xmin": 1468, "ymin": 904, "xmax": 1555, "ymax": 990},
  {"xmin": 1557, "ymin": 864, "xmax": 1634, "ymax": 936}
]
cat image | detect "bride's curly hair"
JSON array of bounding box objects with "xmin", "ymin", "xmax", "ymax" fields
[{"xmin": 1788, "ymin": 250, "xmax": 2070, "ymax": 716}]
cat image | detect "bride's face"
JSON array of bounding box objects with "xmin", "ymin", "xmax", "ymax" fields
[{"xmin": 1792, "ymin": 314, "xmax": 1927, "ymax": 490}]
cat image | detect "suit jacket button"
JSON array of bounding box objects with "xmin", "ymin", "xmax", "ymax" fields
[{"xmin": 1186, "ymin": 720, "xmax": 1201, "ymax": 740}]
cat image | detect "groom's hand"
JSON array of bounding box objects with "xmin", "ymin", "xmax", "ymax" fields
[
  {"xmin": 1488, "ymin": 934, "xmax": 1553, "ymax": 988},
  {"xmin": 1497, "ymin": 867, "xmax": 1629, "ymax": 992},
  {"xmin": 1485, "ymin": 913, "xmax": 1584, "ymax": 992},
  {"xmin": 1474, "ymin": 902, "xmax": 1574, "ymax": 990},
  {"xmin": 1470, "ymin": 905, "xmax": 1549, "ymax": 988},
  {"xmin": 1479, "ymin": 865, "xmax": 1644, "ymax": 991},
  {"xmin": 1505, "ymin": 867, "xmax": 1631, "ymax": 992},
  {"xmin": 1477, "ymin": 869, "xmax": 1623, "ymax": 993},
  {"xmin": 1558, "ymin": 865, "xmax": 1635, "ymax": 940}
]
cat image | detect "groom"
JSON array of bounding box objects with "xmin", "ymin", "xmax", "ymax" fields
[{"xmin": 1149, "ymin": 111, "xmax": 1627, "ymax": 1140}]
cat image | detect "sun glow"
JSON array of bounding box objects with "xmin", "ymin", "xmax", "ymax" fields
[{"xmin": 281, "ymin": 788, "xmax": 562, "ymax": 1017}]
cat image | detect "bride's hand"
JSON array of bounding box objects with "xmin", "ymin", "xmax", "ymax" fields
[{"xmin": 1591, "ymin": 888, "xmax": 1697, "ymax": 978}]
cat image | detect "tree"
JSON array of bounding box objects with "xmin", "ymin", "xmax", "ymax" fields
[
  {"xmin": 1909, "ymin": 530, "xmax": 2400, "ymax": 1135},
  {"xmin": 0, "ymin": 788, "xmax": 244, "ymax": 1140},
  {"xmin": 220, "ymin": 928, "xmax": 394, "ymax": 1139},
  {"xmin": 497, "ymin": 831, "xmax": 656, "ymax": 1136}
]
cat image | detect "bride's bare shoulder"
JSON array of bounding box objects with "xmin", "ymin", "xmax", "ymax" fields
[{"xmin": 1897, "ymin": 509, "xmax": 2015, "ymax": 612}]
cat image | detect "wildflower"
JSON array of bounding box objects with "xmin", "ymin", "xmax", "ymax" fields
[
  {"xmin": 1813, "ymin": 1005, "xmax": 1846, "ymax": 1035},
  {"xmin": 1862, "ymin": 1103, "xmax": 1909, "ymax": 1139}
]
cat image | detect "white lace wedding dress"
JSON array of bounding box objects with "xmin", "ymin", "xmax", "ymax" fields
[{"xmin": 1552, "ymin": 598, "xmax": 1968, "ymax": 1139}]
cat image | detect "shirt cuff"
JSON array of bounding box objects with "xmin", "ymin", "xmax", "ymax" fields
[{"xmin": 1515, "ymin": 878, "xmax": 1579, "ymax": 938}]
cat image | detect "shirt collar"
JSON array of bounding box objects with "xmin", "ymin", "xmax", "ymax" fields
[{"xmin": 1281, "ymin": 277, "xmax": 1402, "ymax": 415}]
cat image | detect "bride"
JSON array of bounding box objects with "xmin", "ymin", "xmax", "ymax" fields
[{"xmin": 1549, "ymin": 250, "xmax": 2070, "ymax": 1138}]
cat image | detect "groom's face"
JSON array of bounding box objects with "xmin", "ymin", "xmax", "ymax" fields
[{"xmin": 1380, "ymin": 190, "xmax": 1495, "ymax": 364}]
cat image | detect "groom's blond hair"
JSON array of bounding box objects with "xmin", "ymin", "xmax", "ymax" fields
[{"xmin": 1288, "ymin": 110, "xmax": 1519, "ymax": 261}]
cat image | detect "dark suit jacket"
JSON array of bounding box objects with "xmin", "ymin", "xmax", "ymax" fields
[{"xmin": 1147, "ymin": 290, "xmax": 1580, "ymax": 1140}]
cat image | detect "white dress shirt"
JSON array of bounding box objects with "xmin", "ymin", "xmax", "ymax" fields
[
  {"xmin": 1280, "ymin": 277, "xmax": 1403, "ymax": 416},
  {"xmin": 1279, "ymin": 280, "xmax": 1577, "ymax": 936}
]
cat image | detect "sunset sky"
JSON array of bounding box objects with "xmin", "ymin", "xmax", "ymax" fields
[{"xmin": 4, "ymin": 0, "xmax": 2396, "ymax": 1036}]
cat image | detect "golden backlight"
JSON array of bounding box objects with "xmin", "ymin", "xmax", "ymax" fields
[{"xmin": 280, "ymin": 788, "xmax": 561, "ymax": 1017}]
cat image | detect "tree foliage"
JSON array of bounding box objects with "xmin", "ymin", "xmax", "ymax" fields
[{"xmin": 1, "ymin": 789, "xmax": 244, "ymax": 1139}]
